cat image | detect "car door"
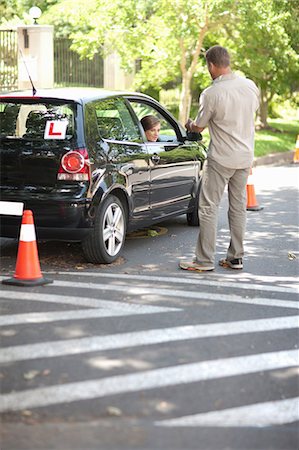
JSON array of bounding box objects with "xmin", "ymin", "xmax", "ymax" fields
[
  {"xmin": 127, "ymin": 96, "xmax": 202, "ymax": 221},
  {"xmin": 84, "ymin": 97, "xmax": 151, "ymax": 226}
]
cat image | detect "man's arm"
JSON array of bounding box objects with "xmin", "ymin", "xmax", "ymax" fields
[
  {"xmin": 185, "ymin": 118, "xmax": 205, "ymax": 133},
  {"xmin": 185, "ymin": 90, "xmax": 212, "ymax": 133}
]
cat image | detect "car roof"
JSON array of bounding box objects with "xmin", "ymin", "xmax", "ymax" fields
[{"xmin": 0, "ymin": 87, "xmax": 151, "ymax": 104}]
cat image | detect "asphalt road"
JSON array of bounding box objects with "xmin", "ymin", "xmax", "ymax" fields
[{"xmin": 0, "ymin": 163, "xmax": 298, "ymax": 450}]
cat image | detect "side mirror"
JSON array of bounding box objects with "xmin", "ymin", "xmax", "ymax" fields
[{"xmin": 186, "ymin": 131, "xmax": 203, "ymax": 141}]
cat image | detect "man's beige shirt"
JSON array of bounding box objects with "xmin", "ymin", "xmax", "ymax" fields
[{"xmin": 195, "ymin": 73, "xmax": 260, "ymax": 169}]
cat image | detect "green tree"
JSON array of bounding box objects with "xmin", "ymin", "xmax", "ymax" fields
[
  {"xmin": 227, "ymin": 0, "xmax": 299, "ymax": 128},
  {"xmin": 10, "ymin": 0, "xmax": 298, "ymax": 127},
  {"xmin": 43, "ymin": 0, "xmax": 239, "ymax": 124},
  {"xmin": 132, "ymin": 0, "xmax": 237, "ymax": 124}
]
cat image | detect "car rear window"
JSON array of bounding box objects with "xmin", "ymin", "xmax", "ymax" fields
[{"xmin": 0, "ymin": 101, "xmax": 75, "ymax": 140}]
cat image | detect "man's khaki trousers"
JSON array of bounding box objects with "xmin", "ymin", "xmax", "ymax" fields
[{"xmin": 195, "ymin": 158, "xmax": 250, "ymax": 266}]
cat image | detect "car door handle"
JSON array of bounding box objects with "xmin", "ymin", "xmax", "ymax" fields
[
  {"xmin": 150, "ymin": 153, "xmax": 160, "ymax": 164},
  {"xmin": 121, "ymin": 163, "xmax": 135, "ymax": 174}
]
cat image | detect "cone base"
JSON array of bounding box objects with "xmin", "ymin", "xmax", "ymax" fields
[
  {"xmin": 247, "ymin": 205, "xmax": 264, "ymax": 211},
  {"xmin": 2, "ymin": 276, "xmax": 53, "ymax": 287}
]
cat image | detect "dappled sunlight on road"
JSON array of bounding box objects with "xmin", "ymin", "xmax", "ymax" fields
[
  {"xmin": 53, "ymin": 325, "xmax": 87, "ymax": 339},
  {"xmin": 87, "ymin": 356, "xmax": 153, "ymax": 371},
  {"xmin": 253, "ymin": 165, "xmax": 299, "ymax": 190},
  {"xmin": 216, "ymin": 165, "xmax": 298, "ymax": 284},
  {"xmin": 0, "ymin": 165, "xmax": 297, "ymax": 284}
]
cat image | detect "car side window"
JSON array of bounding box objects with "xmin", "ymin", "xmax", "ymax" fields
[
  {"xmin": 128, "ymin": 100, "xmax": 178, "ymax": 143},
  {"xmin": 94, "ymin": 98, "xmax": 142, "ymax": 142}
]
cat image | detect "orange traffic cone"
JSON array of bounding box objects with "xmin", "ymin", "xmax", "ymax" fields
[
  {"xmin": 293, "ymin": 135, "xmax": 299, "ymax": 163},
  {"xmin": 246, "ymin": 169, "xmax": 263, "ymax": 211},
  {"xmin": 2, "ymin": 210, "xmax": 52, "ymax": 286}
]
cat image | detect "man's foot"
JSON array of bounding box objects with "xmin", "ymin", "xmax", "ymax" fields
[
  {"xmin": 219, "ymin": 258, "xmax": 243, "ymax": 269},
  {"xmin": 179, "ymin": 260, "xmax": 215, "ymax": 272}
]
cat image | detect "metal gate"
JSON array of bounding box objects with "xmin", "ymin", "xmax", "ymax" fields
[
  {"xmin": 0, "ymin": 31, "xmax": 104, "ymax": 92},
  {"xmin": 0, "ymin": 29, "xmax": 18, "ymax": 92},
  {"xmin": 54, "ymin": 38, "xmax": 103, "ymax": 88}
]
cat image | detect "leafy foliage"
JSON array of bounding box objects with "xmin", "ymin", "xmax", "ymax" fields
[{"xmin": 1, "ymin": 0, "xmax": 298, "ymax": 126}]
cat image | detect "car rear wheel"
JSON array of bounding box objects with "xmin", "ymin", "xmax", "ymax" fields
[{"xmin": 82, "ymin": 195, "xmax": 126, "ymax": 263}]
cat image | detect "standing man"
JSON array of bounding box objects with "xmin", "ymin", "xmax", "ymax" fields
[{"xmin": 180, "ymin": 45, "xmax": 260, "ymax": 272}]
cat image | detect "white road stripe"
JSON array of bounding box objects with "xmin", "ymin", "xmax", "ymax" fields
[
  {"xmin": 0, "ymin": 306, "xmax": 178, "ymax": 326},
  {"xmin": 52, "ymin": 280, "xmax": 299, "ymax": 310},
  {"xmin": 156, "ymin": 397, "xmax": 299, "ymax": 427},
  {"xmin": 3, "ymin": 280, "xmax": 297, "ymax": 310},
  {"xmin": 0, "ymin": 349, "xmax": 297, "ymax": 413},
  {"xmin": 0, "ymin": 290, "xmax": 180, "ymax": 313},
  {"xmin": 47, "ymin": 271, "xmax": 298, "ymax": 294},
  {"xmin": 1, "ymin": 315, "xmax": 297, "ymax": 363}
]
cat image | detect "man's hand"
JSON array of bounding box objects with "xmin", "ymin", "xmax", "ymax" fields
[
  {"xmin": 185, "ymin": 118, "xmax": 194, "ymax": 131},
  {"xmin": 185, "ymin": 119, "xmax": 205, "ymax": 133}
]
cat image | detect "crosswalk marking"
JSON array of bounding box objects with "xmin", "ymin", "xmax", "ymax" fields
[
  {"xmin": 1, "ymin": 315, "xmax": 297, "ymax": 363},
  {"xmin": 47, "ymin": 271, "xmax": 298, "ymax": 294},
  {"xmin": 0, "ymin": 349, "xmax": 296, "ymax": 413},
  {"xmin": 156, "ymin": 397, "xmax": 299, "ymax": 427},
  {"xmin": 52, "ymin": 280, "xmax": 299, "ymax": 310},
  {"xmin": 1, "ymin": 272, "xmax": 297, "ymax": 428},
  {"xmin": 2, "ymin": 278, "xmax": 297, "ymax": 310},
  {"xmin": 0, "ymin": 306, "xmax": 178, "ymax": 326},
  {"xmin": 0, "ymin": 290, "xmax": 180, "ymax": 313}
]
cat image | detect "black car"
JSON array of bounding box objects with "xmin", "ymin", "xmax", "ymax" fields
[{"xmin": 0, "ymin": 88, "xmax": 206, "ymax": 263}]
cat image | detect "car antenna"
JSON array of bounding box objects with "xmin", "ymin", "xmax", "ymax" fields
[{"xmin": 19, "ymin": 49, "xmax": 37, "ymax": 96}]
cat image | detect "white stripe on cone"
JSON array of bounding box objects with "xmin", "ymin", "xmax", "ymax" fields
[
  {"xmin": 19, "ymin": 224, "xmax": 36, "ymax": 242},
  {"xmin": 247, "ymin": 173, "xmax": 254, "ymax": 185}
]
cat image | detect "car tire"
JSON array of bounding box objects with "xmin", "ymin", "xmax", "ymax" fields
[
  {"xmin": 82, "ymin": 195, "xmax": 126, "ymax": 264},
  {"xmin": 187, "ymin": 182, "xmax": 201, "ymax": 227}
]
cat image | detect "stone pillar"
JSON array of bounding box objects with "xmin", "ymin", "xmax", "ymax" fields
[
  {"xmin": 103, "ymin": 52, "xmax": 134, "ymax": 90},
  {"xmin": 17, "ymin": 25, "xmax": 54, "ymax": 91}
]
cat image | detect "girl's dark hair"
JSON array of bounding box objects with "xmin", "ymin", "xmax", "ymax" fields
[
  {"xmin": 141, "ymin": 115, "xmax": 160, "ymax": 131},
  {"xmin": 205, "ymin": 45, "xmax": 230, "ymax": 68}
]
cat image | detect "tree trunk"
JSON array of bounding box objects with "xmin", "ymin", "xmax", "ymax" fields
[
  {"xmin": 179, "ymin": 73, "xmax": 192, "ymax": 125},
  {"xmin": 258, "ymin": 88, "xmax": 269, "ymax": 128},
  {"xmin": 177, "ymin": 17, "xmax": 208, "ymax": 126}
]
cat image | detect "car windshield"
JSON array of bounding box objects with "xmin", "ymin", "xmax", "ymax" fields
[{"xmin": 0, "ymin": 101, "xmax": 75, "ymax": 140}]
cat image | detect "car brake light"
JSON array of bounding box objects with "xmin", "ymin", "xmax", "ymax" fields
[
  {"xmin": 57, "ymin": 149, "xmax": 90, "ymax": 181},
  {"xmin": 62, "ymin": 151, "xmax": 84, "ymax": 173}
]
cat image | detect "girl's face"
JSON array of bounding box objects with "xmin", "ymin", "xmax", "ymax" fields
[{"xmin": 145, "ymin": 124, "xmax": 161, "ymax": 142}]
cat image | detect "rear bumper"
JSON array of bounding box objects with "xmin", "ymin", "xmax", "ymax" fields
[
  {"xmin": 0, "ymin": 222, "xmax": 90, "ymax": 241},
  {"xmin": 0, "ymin": 199, "xmax": 93, "ymax": 242}
]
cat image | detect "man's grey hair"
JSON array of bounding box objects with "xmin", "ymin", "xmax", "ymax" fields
[{"xmin": 205, "ymin": 45, "xmax": 230, "ymax": 68}]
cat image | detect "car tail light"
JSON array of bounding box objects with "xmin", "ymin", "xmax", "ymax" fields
[{"xmin": 57, "ymin": 149, "xmax": 90, "ymax": 181}]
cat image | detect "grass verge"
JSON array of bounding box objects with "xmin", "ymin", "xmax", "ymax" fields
[{"xmin": 254, "ymin": 118, "xmax": 298, "ymax": 157}]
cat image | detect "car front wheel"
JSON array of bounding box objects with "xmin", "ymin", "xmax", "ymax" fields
[
  {"xmin": 187, "ymin": 182, "xmax": 201, "ymax": 226},
  {"xmin": 82, "ymin": 195, "xmax": 126, "ymax": 264}
]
